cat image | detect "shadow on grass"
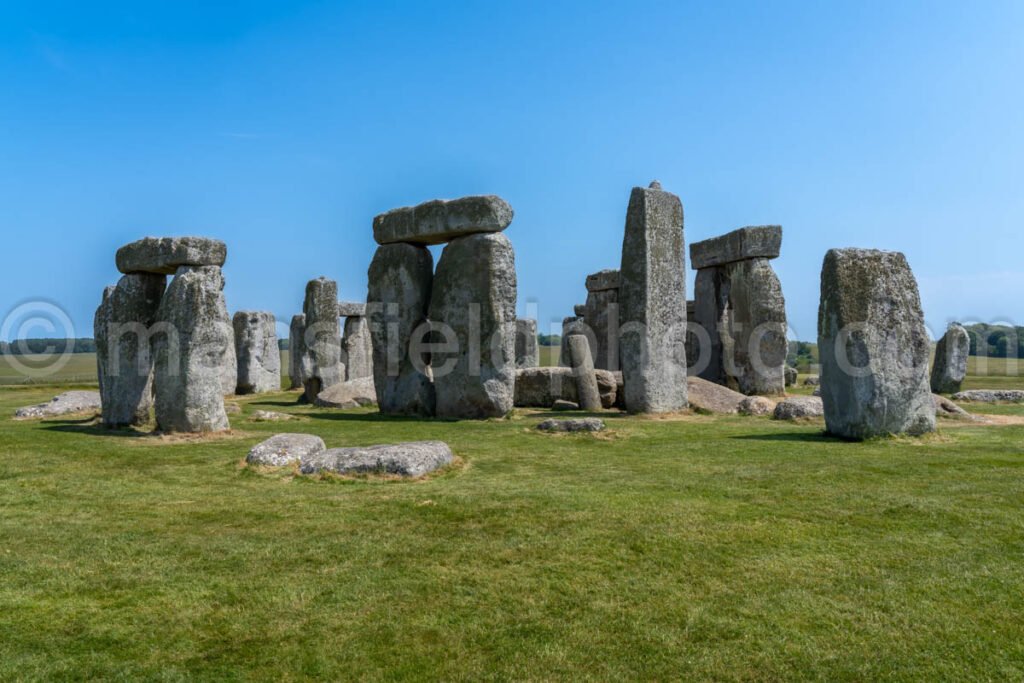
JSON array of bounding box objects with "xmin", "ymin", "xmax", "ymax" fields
[
  {"xmin": 730, "ymin": 431, "xmax": 838, "ymax": 443},
  {"xmin": 518, "ymin": 410, "xmax": 627, "ymax": 420},
  {"xmin": 41, "ymin": 419, "xmax": 151, "ymax": 438}
]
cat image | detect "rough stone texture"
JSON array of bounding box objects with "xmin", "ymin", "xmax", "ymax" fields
[
  {"xmin": 818, "ymin": 248, "xmax": 935, "ymax": 439},
  {"xmin": 773, "ymin": 396, "xmax": 824, "ymax": 420},
  {"xmin": 583, "ymin": 272, "xmax": 620, "ymax": 371},
  {"xmin": 367, "ymin": 243, "xmax": 436, "ymax": 416},
  {"xmin": 301, "ymin": 277, "xmax": 345, "ymax": 403},
  {"xmin": 567, "ymin": 334, "xmax": 601, "ymax": 410},
  {"xmin": 513, "ymin": 367, "xmax": 617, "ymax": 409},
  {"xmin": 153, "ymin": 266, "xmax": 232, "ymax": 433},
  {"xmin": 221, "ymin": 324, "xmax": 237, "ymax": 397},
  {"xmin": 738, "ymin": 395, "xmax": 775, "ymax": 416},
  {"xmin": 537, "ymin": 418, "xmax": 606, "ymax": 432},
  {"xmin": 288, "ymin": 314, "xmax": 306, "ymax": 390},
  {"xmin": 689, "ymin": 225, "xmax": 782, "ymax": 270},
  {"xmin": 428, "ymin": 232, "xmax": 517, "ymax": 419},
  {"xmin": 342, "ymin": 315, "xmax": 373, "ymax": 381},
  {"xmin": 246, "ymin": 433, "xmax": 325, "ymax": 467},
  {"xmin": 514, "ymin": 318, "xmax": 539, "ymax": 369},
  {"xmin": 116, "ymin": 236, "xmax": 227, "ymax": 275},
  {"xmin": 315, "ymin": 376, "xmax": 378, "ymax": 409},
  {"xmin": 685, "ymin": 299, "xmax": 703, "ymax": 376},
  {"xmin": 686, "ymin": 377, "xmax": 746, "ymax": 414},
  {"xmin": 803, "ymin": 376, "xmax": 820, "ymax": 386},
  {"xmin": 931, "ymin": 323, "xmax": 970, "ymax": 394},
  {"xmin": 15, "ymin": 391, "xmax": 102, "ymax": 419},
  {"xmin": 250, "ymin": 410, "xmax": 295, "ymax": 422},
  {"xmin": 933, "ymin": 394, "xmax": 973, "ymax": 419},
  {"xmin": 95, "ymin": 273, "xmax": 166, "ymax": 427},
  {"xmin": 552, "ymin": 400, "xmax": 580, "ymax": 411},
  {"xmin": 337, "ymin": 301, "xmax": 367, "ymax": 317},
  {"xmin": 233, "ymin": 311, "xmax": 280, "ymax": 394},
  {"xmin": 559, "ymin": 317, "xmax": 595, "ymax": 368},
  {"xmin": 585, "ymin": 269, "xmax": 620, "ymax": 292},
  {"xmin": 784, "ymin": 366, "xmax": 798, "ymax": 387},
  {"xmin": 373, "ymin": 195, "xmax": 514, "ymax": 246},
  {"xmin": 618, "ymin": 184, "xmax": 688, "ymax": 413},
  {"xmin": 224, "ymin": 402, "xmax": 241, "ymax": 415},
  {"xmin": 300, "ymin": 441, "xmax": 454, "ymax": 477},
  {"xmin": 952, "ymin": 389, "xmax": 1024, "ymax": 403}
]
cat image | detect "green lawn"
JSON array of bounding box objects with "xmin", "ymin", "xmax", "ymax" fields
[{"xmin": 2, "ymin": 371, "xmax": 1024, "ymax": 679}]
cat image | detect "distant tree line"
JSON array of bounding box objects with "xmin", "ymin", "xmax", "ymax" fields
[
  {"xmin": 787, "ymin": 341, "xmax": 818, "ymax": 373},
  {"xmin": 0, "ymin": 338, "xmax": 97, "ymax": 355},
  {"xmin": 962, "ymin": 323, "xmax": 1024, "ymax": 358},
  {"xmin": 538, "ymin": 333, "xmax": 561, "ymax": 347}
]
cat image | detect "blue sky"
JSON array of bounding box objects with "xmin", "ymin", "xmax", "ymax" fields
[{"xmin": 1, "ymin": 0, "xmax": 1022, "ymax": 343}]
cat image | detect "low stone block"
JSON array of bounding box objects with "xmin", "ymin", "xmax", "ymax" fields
[
  {"xmin": 537, "ymin": 418, "xmax": 605, "ymax": 432},
  {"xmin": 15, "ymin": 391, "xmax": 102, "ymax": 419},
  {"xmin": 300, "ymin": 441, "xmax": 454, "ymax": 477},
  {"xmin": 246, "ymin": 433, "xmax": 325, "ymax": 467}
]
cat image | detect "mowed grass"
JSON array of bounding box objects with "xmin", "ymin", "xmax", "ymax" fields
[{"xmin": 2, "ymin": 372, "xmax": 1024, "ymax": 679}]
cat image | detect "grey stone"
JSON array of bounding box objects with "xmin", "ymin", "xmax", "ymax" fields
[
  {"xmin": 574, "ymin": 304, "xmax": 587, "ymax": 317},
  {"xmin": 618, "ymin": 183, "xmax": 688, "ymax": 413},
  {"xmin": 585, "ymin": 269, "xmax": 620, "ymax": 292},
  {"xmin": 116, "ymin": 236, "xmax": 227, "ymax": 275},
  {"xmin": 933, "ymin": 394, "xmax": 973, "ymax": 419},
  {"xmin": 552, "ymin": 399, "xmax": 580, "ymax": 411},
  {"xmin": 337, "ymin": 301, "xmax": 367, "ymax": 317},
  {"xmin": 773, "ymin": 396, "xmax": 824, "ymax": 420},
  {"xmin": 342, "ymin": 315, "xmax": 373, "ymax": 381},
  {"xmin": 288, "ymin": 314, "xmax": 305, "ymax": 390},
  {"xmin": 931, "ymin": 323, "xmax": 970, "ymax": 394},
  {"xmin": 818, "ymin": 248, "xmax": 935, "ymax": 439},
  {"xmin": 951, "ymin": 389, "xmax": 1024, "ymax": 403},
  {"xmin": 367, "ymin": 243, "xmax": 436, "ymax": 416},
  {"xmin": 559, "ymin": 316, "xmax": 595, "ymax": 368},
  {"xmin": 567, "ymin": 334, "xmax": 601, "ymax": 410},
  {"xmin": 373, "ymin": 195, "xmax": 514, "ymax": 246},
  {"xmin": 689, "ymin": 225, "xmax": 781, "ymax": 270},
  {"xmin": 784, "ymin": 366, "xmax": 798, "ymax": 387},
  {"xmin": 224, "ymin": 402, "xmax": 241, "ymax": 415},
  {"xmin": 15, "ymin": 390, "xmax": 102, "ymax": 419},
  {"xmin": 300, "ymin": 441, "xmax": 454, "ymax": 477},
  {"xmin": 429, "ymin": 232, "xmax": 517, "ymax": 419},
  {"xmin": 803, "ymin": 376, "xmax": 820, "ymax": 386},
  {"xmin": 95, "ymin": 273, "xmax": 166, "ymax": 427},
  {"xmin": 152, "ymin": 265, "xmax": 232, "ymax": 433},
  {"xmin": 515, "ymin": 318, "xmax": 539, "ymax": 369},
  {"xmin": 514, "ymin": 367, "xmax": 617, "ymax": 409},
  {"xmin": 582, "ymin": 275, "xmax": 620, "ymax": 370},
  {"xmin": 250, "ymin": 410, "xmax": 295, "ymax": 422},
  {"xmin": 233, "ymin": 311, "xmax": 280, "ymax": 394},
  {"xmin": 220, "ymin": 324, "xmax": 237, "ymax": 397},
  {"xmin": 301, "ymin": 277, "xmax": 345, "ymax": 403},
  {"xmin": 246, "ymin": 433, "xmax": 325, "ymax": 467},
  {"xmin": 537, "ymin": 418, "xmax": 605, "ymax": 432},
  {"xmin": 686, "ymin": 376, "xmax": 746, "ymax": 414},
  {"xmin": 738, "ymin": 395, "xmax": 775, "ymax": 416},
  {"xmin": 315, "ymin": 376, "xmax": 378, "ymax": 409}
]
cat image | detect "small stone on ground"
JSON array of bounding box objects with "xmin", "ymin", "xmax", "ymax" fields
[
  {"xmin": 14, "ymin": 391, "xmax": 102, "ymax": 419},
  {"xmin": 952, "ymin": 390, "xmax": 1024, "ymax": 403},
  {"xmin": 247, "ymin": 433, "xmax": 326, "ymax": 467},
  {"xmin": 552, "ymin": 399, "xmax": 580, "ymax": 411},
  {"xmin": 537, "ymin": 418, "xmax": 606, "ymax": 432},
  {"xmin": 250, "ymin": 410, "xmax": 295, "ymax": 422},
  {"xmin": 773, "ymin": 396, "xmax": 824, "ymax": 420}
]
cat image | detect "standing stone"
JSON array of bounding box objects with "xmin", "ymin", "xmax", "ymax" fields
[
  {"xmin": 818, "ymin": 248, "xmax": 935, "ymax": 439},
  {"xmin": 428, "ymin": 232, "xmax": 517, "ymax": 419},
  {"xmin": 301, "ymin": 277, "xmax": 345, "ymax": 403},
  {"xmin": 515, "ymin": 318, "xmax": 539, "ymax": 369},
  {"xmin": 931, "ymin": 323, "xmax": 970, "ymax": 394},
  {"xmin": 343, "ymin": 315, "xmax": 373, "ymax": 380},
  {"xmin": 618, "ymin": 183, "xmax": 688, "ymax": 413},
  {"xmin": 153, "ymin": 266, "xmax": 231, "ymax": 433},
  {"xmin": 94, "ymin": 274, "xmax": 166, "ymax": 427},
  {"xmin": 288, "ymin": 314, "xmax": 305, "ymax": 390},
  {"xmin": 559, "ymin": 316, "xmax": 595, "ymax": 368},
  {"xmin": 567, "ymin": 334, "xmax": 601, "ymax": 410},
  {"xmin": 233, "ymin": 311, "xmax": 281, "ymax": 394},
  {"xmin": 582, "ymin": 269, "xmax": 620, "ymax": 370},
  {"xmin": 367, "ymin": 243, "xmax": 435, "ymax": 416},
  {"xmin": 221, "ymin": 324, "xmax": 237, "ymax": 396}
]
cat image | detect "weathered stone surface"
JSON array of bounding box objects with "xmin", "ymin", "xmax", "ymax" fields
[
  {"xmin": 931, "ymin": 323, "xmax": 970, "ymax": 394},
  {"xmin": 116, "ymin": 236, "xmax": 227, "ymax": 275},
  {"xmin": 246, "ymin": 433, "xmax": 325, "ymax": 467},
  {"xmin": 773, "ymin": 396, "xmax": 824, "ymax": 420},
  {"xmin": 315, "ymin": 376, "xmax": 378, "ymax": 409},
  {"xmin": 301, "ymin": 277, "xmax": 345, "ymax": 403},
  {"xmin": 515, "ymin": 318, "xmax": 539, "ymax": 369},
  {"xmin": 689, "ymin": 225, "xmax": 781, "ymax": 270},
  {"xmin": 224, "ymin": 402, "xmax": 241, "ymax": 414},
  {"xmin": 559, "ymin": 317, "xmax": 595, "ymax": 368},
  {"xmin": 803, "ymin": 376, "xmax": 820, "ymax": 386},
  {"xmin": 583, "ymin": 278, "xmax": 620, "ymax": 371},
  {"xmin": 288, "ymin": 314, "xmax": 305, "ymax": 390},
  {"xmin": 618, "ymin": 183, "xmax": 688, "ymax": 413},
  {"xmin": 367, "ymin": 243, "xmax": 436, "ymax": 416},
  {"xmin": 818, "ymin": 248, "xmax": 935, "ymax": 439},
  {"xmin": 567, "ymin": 334, "xmax": 601, "ymax": 410},
  {"xmin": 300, "ymin": 441, "xmax": 454, "ymax": 477},
  {"xmin": 342, "ymin": 315, "xmax": 373, "ymax": 381},
  {"xmin": 95, "ymin": 273, "xmax": 166, "ymax": 427},
  {"xmin": 337, "ymin": 301, "xmax": 367, "ymax": 317},
  {"xmin": 585, "ymin": 269, "xmax": 620, "ymax": 292},
  {"xmin": 513, "ymin": 367, "xmax": 617, "ymax": 409},
  {"xmin": 15, "ymin": 390, "xmax": 102, "ymax": 419},
  {"xmin": 552, "ymin": 400, "xmax": 580, "ymax": 411},
  {"xmin": 537, "ymin": 418, "xmax": 605, "ymax": 432},
  {"xmin": 221, "ymin": 323, "xmax": 237, "ymax": 397},
  {"xmin": 153, "ymin": 266, "xmax": 232, "ymax": 433},
  {"xmin": 933, "ymin": 394, "xmax": 973, "ymax": 419},
  {"xmin": 784, "ymin": 366, "xmax": 798, "ymax": 387},
  {"xmin": 738, "ymin": 395, "xmax": 775, "ymax": 416},
  {"xmin": 373, "ymin": 195, "xmax": 514, "ymax": 246},
  {"xmin": 233, "ymin": 311, "xmax": 280, "ymax": 394},
  {"xmin": 428, "ymin": 232, "xmax": 517, "ymax": 419},
  {"xmin": 952, "ymin": 389, "xmax": 1024, "ymax": 403},
  {"xmin": 250, "ymin": 410, "xmax": 295, "ymax": 422},
  {"xmin": 686, "ymin": 377, "xmax": 746, "ymax": 414}
]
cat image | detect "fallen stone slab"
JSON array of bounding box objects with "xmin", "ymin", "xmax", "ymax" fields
[
  {"xmin": 247, "ymin": 433, "xmax": 325, "ymax": 467},
  {"xmin": 773, "ymin": 396, "xmax": 824, "ymax": 420},
  {"xmin": 337, "ymin": 301, "xmax": 367, "ymax": 317},
  {"xmin": 537, "ymin": 418, "xmax": 606, "ymax": 432},
  {"xmin": 14, "ymin": 390, "xmax": 102, "ymax": 419},
  {"xmin": 250, "ymin": 410, "xmax": 295, "ymax": 422},
  {"xmin": 738, "ymin": 396, "xmax": 775, "ymax": 416},
  {"xmin": 300, "ymin": 441, "xmax": 454, "ymax": 477},
  {"xmin": 933, "ymin": 394, "xmax": 974, "ymax": 420},
  {"xmin": 373, "ymin": 195, "xmax": 514, "ymax": 246},
  {"xmin": 552, "ymin": 399, "xmax": 579, "ymax": 411},
  {"xmin": 116, "ymin": 236, "xmax": 227, "ymax": 275},
  {"xmin": 951, "ymin": 389, "xmax": 1024, "ymax": 403},
  {"xmin": 689, "ymin": 225, "xmax": 782, "ymax": 270},
  {"xmin": 687, "ymin": 376, "xmax": 747, "ymax": 414},
  {"xmin": 315, "ymin": 376, "xmax": 378, "ymax": 409}
]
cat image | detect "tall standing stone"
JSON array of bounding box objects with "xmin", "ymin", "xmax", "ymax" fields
[
  {"xmin": 515, "ymin": 318, "xmax": 539, "ymax": 369},
  {"xmin": 94, "ymin": 273, "xmax": 166, "ymax": 427},
  {"xmin": 153, "ymin": 266, "xmax": 231, "ymax": 433},
  {"xmin": 301, "ymin": 277, "xmax": 344, "ymax": 402},
  {"xmin": 221, "ymin": 324, "xmax": 237, "ymax": 396},
  {"xmin": 367, "ymin": 243, "xmax": 435, "ymax": 416},
  {"xmin": 617, "ymin": 182, "xmax": 688, "ymax": 413},
  {"xmin": 233, "ymin": 311, "xmax": 281, "ymax": 394},
  {"xmin": 931, "ymin": 323, "xmax": 970, "ymax": 394},
  {"xmin": 428, "ymin": 232, "xmax": 517, "ymax": 419},
  {"xmin": 343, "ymin": 315, "xmax": 374, "ymax": 380},
  {"xmin": 559, "ymin": 316, "xmax": 594, "ymax": 368},
  {"xmin": 288, "ymin": 314, "xmax": 305, "ymax": 390},
  {"xmin": 818, "ymin": 248, "xmax": 935, "ymax": 439},
  {"xmin": 567, "ymin": 334, "xmax": 601, "ymax": 410},
  {"xmin": 582, "ymin": 269, "xmax": 620, "ymax": 370}
]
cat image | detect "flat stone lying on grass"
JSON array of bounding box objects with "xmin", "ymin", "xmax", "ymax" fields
[
  {"xmin": 738, "ymin": 396, "xmax": 775, "ymax": 416},
  {"xmin": 116, "ymin": 236, "xmax": 227, "ymax": 275},
  {"xmin": 315, "ymin": 376, "xmax": 378, "ymax": 409},
  {"xmin": 300, "ymin": 441, "xmax": 453, "ymax": 477},
  {"xmin": 537, "ymin": 418, "xmax": 606, "ymax": 432},
  {"xmin": 952, "ymin": 389, "xmax": 1024, "ymax": 402},
  {"xmin": 687, "ymin": 377, "xmax": 746, "ymax": 414},
  {"xmin": 373, "ymin": 195, "xmax": 514, "ymax": 246},
  {"xmin": 246, "ymin": 433, "xmax": 326, "ymax": 467},
  {"xmin": 250, "ymin": 410, "xmax": 295, "ymax": 422},
  {"xmin": 933, "ymin": 394, "xmax": 974, "ymax": 420},
  {"xmin": 773, "ymin": 396, "xmax": 824, "ymax": 420},
  {"xmin": 14, "ymin": 390, "xmax": 102, "ymax": 419},
  {"xmin": 552, "ymin": 399, "xmax": 580, "ymax": 411}
]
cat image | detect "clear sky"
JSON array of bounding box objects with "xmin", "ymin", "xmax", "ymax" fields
[{"xmin": 2, "ymin": 0, "xmax": 1022, "ymax": 344}]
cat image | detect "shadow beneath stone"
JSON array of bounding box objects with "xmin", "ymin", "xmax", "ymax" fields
[
  {"xmin": 730, "ymin": 431, "xmax": 837, "ymax": 443},
  {"xmin": 518, "ymin": 409, "xmax": 626, "ymax": 420},
  {"xmin": 41, "ymin": 421, "xmax": 152, "ymax": 438},
  {"xmin": 301, "ymin": 411, "xmax": 442, "ymax": 423}
]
